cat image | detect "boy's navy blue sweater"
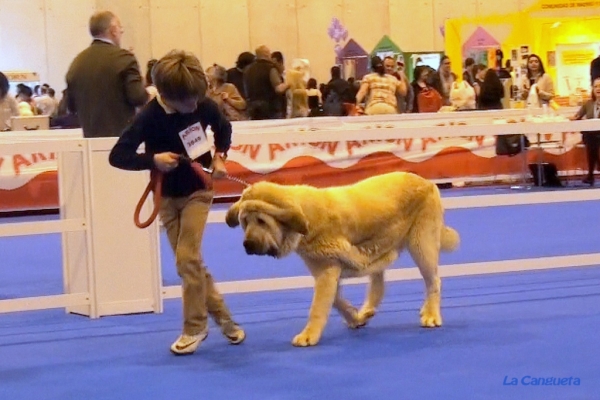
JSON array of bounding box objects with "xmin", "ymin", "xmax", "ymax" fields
[{"xmin": 109, "ymin": 97, "xmax": 232, "ymax": 198}]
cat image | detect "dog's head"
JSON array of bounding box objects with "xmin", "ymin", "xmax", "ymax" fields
[{"xmin": 225, "ymin": 182, "xmax": 308, "ymax": 258}]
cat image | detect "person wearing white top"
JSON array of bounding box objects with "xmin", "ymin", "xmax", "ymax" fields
[
  {"xmin": 34, "ymin": 88, "xmax": 57, "ymax": 116},
  {"xmin": 0, "ymin": 72, "xmax": 20, "ymax": 130}
]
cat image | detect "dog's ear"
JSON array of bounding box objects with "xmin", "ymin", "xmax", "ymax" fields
[
  {"xmin": 225, "ymin": 201, "xmax": 241, "ymax": 228},
  {"xmin": 276, "ymin": 206, "xmax": 309, "ymax": 235},
  {"xmin": 239, "ymin": 199, "xmax": 309, "ymax": 235}
]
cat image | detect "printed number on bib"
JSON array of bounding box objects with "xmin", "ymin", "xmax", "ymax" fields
[{"xmin": 179, "ymin": 122, "xmax": 211, "ymax": 160}]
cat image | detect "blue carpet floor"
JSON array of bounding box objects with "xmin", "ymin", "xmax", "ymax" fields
[
  {"xmin": 0, "ymin": 268, "xmax": 598, "ymax": 400},
  {"xmin": 0, "ymin": 187, "xmax": 598, "ymax": 399}
]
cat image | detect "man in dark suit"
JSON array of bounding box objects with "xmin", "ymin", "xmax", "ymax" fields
[
  {"xmin": 66, "ymin": 11, "xmax": 148, "ymax": 138},
  {"xmin": 591, "ymin": 55, "xmax": 600, "ymax": 85}
]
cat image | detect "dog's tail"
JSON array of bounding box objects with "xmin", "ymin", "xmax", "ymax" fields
[{"xmin": 440, "ymin": 226, "xmax": 460, "ymax": 252}]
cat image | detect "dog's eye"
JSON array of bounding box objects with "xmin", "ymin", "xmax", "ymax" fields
[{"xmin": 256, "ymin": 217, "xmax": 266, "ymax": 225}]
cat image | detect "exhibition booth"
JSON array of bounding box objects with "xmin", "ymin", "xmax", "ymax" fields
[{"xmin": 444, "ymin": 0, "xmax": 600, "ymax": 102}]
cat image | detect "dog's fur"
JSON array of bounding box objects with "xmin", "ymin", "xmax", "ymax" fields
[{"xmin": 226, "ymin": 172, "xmax": 460, "ymax": 347}]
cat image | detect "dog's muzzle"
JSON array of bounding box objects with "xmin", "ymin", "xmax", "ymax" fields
[
  {"xmin": 243, "ymin": 240, "xmax": 277, "ymax": 257},
  {"xmin": 243, "ymin": 239, "xmax": 259, "ymax": 255}
]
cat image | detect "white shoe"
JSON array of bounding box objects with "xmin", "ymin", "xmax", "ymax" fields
[
  {"xmin": 170, "ymin": 330, "xmax": 208, "ymax": 355},
  {"xmin": 221, "ymin": 321, "xmax": 246, "ymax": 345}
]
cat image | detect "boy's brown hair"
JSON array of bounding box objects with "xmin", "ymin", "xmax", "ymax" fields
[{"xmin": 152, "ymin": 50, "xmax": 207, "ymax": 101}]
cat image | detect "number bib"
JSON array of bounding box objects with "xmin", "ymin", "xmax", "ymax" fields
[{"xmin": 179, "ymin": 122, "xmax": 211, "ymax": 160}]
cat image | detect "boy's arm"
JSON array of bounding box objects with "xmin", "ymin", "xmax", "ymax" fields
[
  {"xmin": 108, "ymin": 117, "xmax": 155, "ymax": 171},
  {"xmin": 204, "ymin": 99, "xmax": 232, "ymax": 157}
]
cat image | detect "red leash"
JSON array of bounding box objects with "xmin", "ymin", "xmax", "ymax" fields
[{"xmin": 134, "ymin": 158, "xmax": 213, "ymax": 229}]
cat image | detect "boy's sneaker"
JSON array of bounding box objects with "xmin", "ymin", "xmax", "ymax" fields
[
  {"xmin": 221, "ymin": 321, "xmax": 246, "ymax": 345},
  {"xmin": 170, "ymin": 330, "xmax": 208, "ymax": 355}
]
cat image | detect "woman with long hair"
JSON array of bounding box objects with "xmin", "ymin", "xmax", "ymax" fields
[
  {"xmin": 571, "ymin": 77, "xmax": 600, "ymax": 186},
  {"xmin": 411, "ymin": 65, "xmax": 442, "ymax": 113},
  {"xmin": 478, "ymin": 69, "xmax": 505, "ymax": 110},
  {"xmin": 471, "ymin": 64, "xmax": 487, "ymax": 104},
  {"xmin": 355, "ymin": 56, "xmax": 406, "ymax": 115},
  {"xmin": 429, "ymin": 55, "xmax": 457, "ymax": 106},
  {"xmin": 521, "ymin": 54, "xmax": 554, "ymax": 106}
]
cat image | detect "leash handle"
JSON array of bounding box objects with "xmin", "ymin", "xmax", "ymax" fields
[
  {"xmin": 133, "ymin": 157, "xmax": 214, "ymax": 229},
  {"xmin": 133, "ymin": 155, "xmax": 247, "ymax": 229},
  {"xmin": 134, "ymin": 170, "xmax": 163, "ymax": 229}
]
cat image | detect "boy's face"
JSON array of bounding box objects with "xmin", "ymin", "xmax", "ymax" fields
[{"xmin": 163, "ymin": 96, "xmax": 199, "ymax": 114}]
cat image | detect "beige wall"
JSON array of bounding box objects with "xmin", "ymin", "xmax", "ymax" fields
[
  {"xmin": 0, "ymin": 0, "xmax": 540, "ymax": 92},
  {"xmin": 0, "ymin": 0, "xmax": 95, "ymax": 93}
]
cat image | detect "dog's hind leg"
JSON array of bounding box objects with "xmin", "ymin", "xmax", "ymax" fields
[
  {"xmin": 407, "ymin": 221, "xmax": 443, "ymax": 328},
  {"xmin": 355, "ymin": 271, "xmax": 385, "ymax": 326},
  {"xmin": 353, "ymin": 248, "xmax": 398, "ymax": 326},
  {"xmin": 292, "ymin": 263, "xmax": 342, "ymax": 347},
  {"xmin": 333, "ymin": 285, "xmax": 365, "ymax": 329}
]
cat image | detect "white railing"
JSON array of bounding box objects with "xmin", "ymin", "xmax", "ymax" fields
[
  {"xmin": 1, "ymin": 115, "xmax": 599, "ymax": 316},
  {"xmin": 0, "ymin": 138, "xmax": 93, "ymax": 314}
]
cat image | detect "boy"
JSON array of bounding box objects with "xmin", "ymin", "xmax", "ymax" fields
[{"xmin": 109, "ymin": 50, "xmax": 245, "ymax": 355}]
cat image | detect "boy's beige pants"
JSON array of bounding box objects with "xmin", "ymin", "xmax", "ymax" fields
[{"xmin": 159, "ymin": 190, "xmax": 233, "ymax": 335}]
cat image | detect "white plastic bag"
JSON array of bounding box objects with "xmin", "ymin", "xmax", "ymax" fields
[
  {"xmin": 450, "ymin": 81, "xmax": 476, "ymax": 110},
  {"xmin": 526, "ymin": 84, "xmax": 540, "ymax": 108}
]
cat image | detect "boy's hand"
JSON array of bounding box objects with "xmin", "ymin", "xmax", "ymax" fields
[
  {"xmin": 153, "ymin": 152, "xmax": 180, "ymax": 172},
  {"xmin": 211, "ymin": 153, "xmax": 227, "ymax": 179}
]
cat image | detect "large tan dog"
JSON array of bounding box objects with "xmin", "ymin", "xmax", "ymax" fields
[{"xmin": 225, "ymin": 172, "xmax": 460, "ymax": 347}]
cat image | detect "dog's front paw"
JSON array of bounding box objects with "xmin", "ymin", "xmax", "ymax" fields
[
  {"xmin": 292, "ymin": 328, "xmax": 321, "ymax": 347},
  {"xmin": 420, "ymin": 300, "xmax": 442, "ymax": 328}
]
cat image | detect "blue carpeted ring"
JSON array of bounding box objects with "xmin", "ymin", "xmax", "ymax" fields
[{"xmin": 0, "ymin": 186, "xmax": 599, "ymax": 400}]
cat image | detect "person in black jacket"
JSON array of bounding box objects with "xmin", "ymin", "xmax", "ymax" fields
[
  {"xmin": 478, "ymin": 69, "xmax": 505, "ymax": 110},
  {"xmin": 322, "ymin": 66, "xmax": 352, "ymax": 116},
  {"xmin": 226, "ymin": 51, "xmax": 255, "ymax": 99},
  {"xmin": 571, "ymin": 77, "xmax": 600, "ymax": 186},
  {"xmin": 66, "ymin": 11, "xmax": 148, "ymax": 138},
  {"xmin": 109, "ymin": 50, "xmax": 245, "ymax": 355},
  {"xmin": 243, "ymin": 45, "xmax": 288, "ymax": 120}
]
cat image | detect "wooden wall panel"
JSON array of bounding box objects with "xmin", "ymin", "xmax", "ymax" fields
[
  {"xmin": 44, "ymin": 0, "xmax": 97, "ymax": 91},
  {"xmin": 341, "ymin": 0, "xmax": 390, "ymax": 57},
  {"xmin": 0, "ymin": 0, "xmax": 47, "ymax": 81},
  {"xmin": 433, "ymin": 0, "xmax": 478, "ymax": 51},
  {"xmin": 247, "ymin": 0, "xmax": 299, "ymax": 63},
  {"xmin": 389, "ymin": 0, "xmax": 435, "ymax": 52},
  {"xmin": 199, "ymin": 0, "xmax": 250, "ymax": 69},
  {"xmin": 295, "ymin": 0, "xmax": 343, "ymax": 84},
  {"xmin": 4, "ymin": 0, "xmax": 599, "ymax": 96},
  {"xmin": 149, "ymin": 0, "xmax": 203, "ymax": 60}
]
